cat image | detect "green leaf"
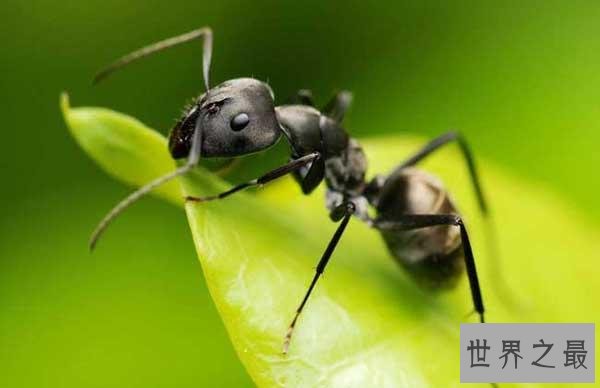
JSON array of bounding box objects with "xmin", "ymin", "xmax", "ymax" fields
[
  {"xmin": 61, "ymin": 93, "xmax": 181, "ymax": 206},
  {"xmin": 62, "ymin": 94, "xmax": 600, "ymax": 388}
]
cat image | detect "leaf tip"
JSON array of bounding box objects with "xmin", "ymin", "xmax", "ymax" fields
[
  {"xmin": 60, "ymin": 92, "xmax": 74, "ymax": 134},
  {"xmin": 60, "ymin": 91, "xmax": 70, "ymax": 116}
]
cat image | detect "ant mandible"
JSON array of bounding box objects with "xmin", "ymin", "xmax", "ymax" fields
[{"xmin": 90, "ymin": 27, "xmax": 489, "ymax": 354}]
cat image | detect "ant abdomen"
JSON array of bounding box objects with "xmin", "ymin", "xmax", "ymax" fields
[{"xmin": 374, "ymin": 168, "xmax": 464, "ymax": 289}]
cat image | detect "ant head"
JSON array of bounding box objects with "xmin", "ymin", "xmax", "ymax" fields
[{"xmin": 169, "ymin": 78, "xmax": 281, "ymax": 159}]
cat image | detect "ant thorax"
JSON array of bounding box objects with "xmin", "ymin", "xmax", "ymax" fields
[{"xmin": 323, "ymin": 138, "xmax": 371, "ymax": 221}]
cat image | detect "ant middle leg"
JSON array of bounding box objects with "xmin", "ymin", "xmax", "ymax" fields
[{"xmin": 283, "ymin": 201, "xmax": 356, "ymax": 354}]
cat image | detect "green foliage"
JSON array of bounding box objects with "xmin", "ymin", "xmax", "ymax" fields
[
  {"xmin": 61, "ymin": 93, "xmax": 181, "ymax": 206},
  {"xmin": 62, "ymin": 95, "xmax": 599, "ymax": 387}
]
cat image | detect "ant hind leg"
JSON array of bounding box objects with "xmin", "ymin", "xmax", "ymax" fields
[{"xmin": 374, "ymin": 214, "xmax": 485, "ymax": 323}]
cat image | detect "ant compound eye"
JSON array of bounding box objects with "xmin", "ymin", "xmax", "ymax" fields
[{"xmin": 230, "ymin": 112, "xmax": 250, "ymax": 131}]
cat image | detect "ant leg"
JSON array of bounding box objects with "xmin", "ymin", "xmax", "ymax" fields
[
  {"xmin": 283, "ymin": 201, "xmax": 356, "ymax": 354},
  {"xmin": 294, "ymin": 154, "xmax": 325, "ymax": 195},
  {"xmin": 374, "ymin": 214, "xmax": 485, "ymax": 323},
  {"xmin": 391, "ymin": 131, "xmax": 487, "ymax": 214},
  {"xmin": 389, "ymin": 132, "xmax": 516, "ymax": 311},
  {"xmin": 290, "ymin": 89, "xmax": 352, "ymax": 123},
  {"xmin": 292, "ymin": 89, "xmax": 315, "ymax": 106},
  {"xmin": 94, "ymin": 27, "xmax": 213, "ymax": 91},
  {"xmin": 322, "ymin": 90, "xmax": 353, "ymax": 123},
  {"xmin": 185, "ymin": 152, "xmax": 321, "ymax": 203}
]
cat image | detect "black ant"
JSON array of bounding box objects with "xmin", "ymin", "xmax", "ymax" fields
[{"xmin": 90, "ymin": 27, "xmax": 489, "ymax": 354}]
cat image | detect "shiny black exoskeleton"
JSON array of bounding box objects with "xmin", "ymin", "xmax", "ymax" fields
[{"xmin": 91, "ymin": 27, "xmax": 490, "ymax": 354}]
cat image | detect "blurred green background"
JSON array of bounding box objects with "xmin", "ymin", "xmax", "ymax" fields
[{"xmin": 1, "ymin": 1, "xmax": 599, "ymax": 387}]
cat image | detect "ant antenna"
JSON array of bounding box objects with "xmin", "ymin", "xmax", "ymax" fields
[
  {"xmin": 89, "ymin": 117, "xmax": 204, "ymax": 250},
  {"xmin": 93, "ymin": 27, "xmax": 213, "ymax": 91},
  {"xmin": 89, "ymin": 27, "xmax": 213, "ymax": 250}
]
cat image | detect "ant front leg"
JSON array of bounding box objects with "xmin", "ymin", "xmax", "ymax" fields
[
  {"xmin": 185, "ymin": 152, "xmax": 320, "ymax": 203},
  {"xmin": 374, "ymin": 214, "xmax": 486, "ymax": 323}
]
